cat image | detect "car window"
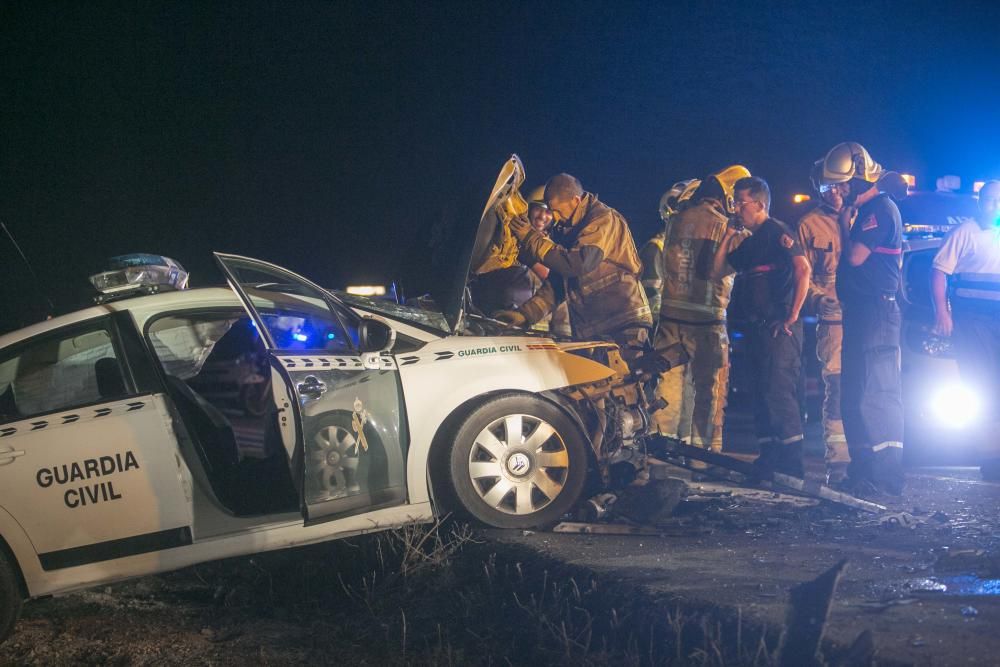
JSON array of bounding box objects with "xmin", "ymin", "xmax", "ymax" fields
[
  {"xmin": 0, "ymin": 325, "xmax": 127, "ymax": 423},
  {"xmin": 334, "ymin": 291, "xmax": 450, "ymax": 335},
  {"xmin": 218, "ymin": 259, "xmax": 357, "ymax": 353},
  {"xmin": 148, "ymin": 315, "xmax": 239, "ymax": 380}
]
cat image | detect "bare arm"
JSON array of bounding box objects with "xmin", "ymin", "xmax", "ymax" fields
[
  {"xmin": 930, "ymin": 268, "xmax": 953, "ymax": 336},
  {"xmin": 782, "ymin": 255, "xmax": 811, "ymax": 333}
]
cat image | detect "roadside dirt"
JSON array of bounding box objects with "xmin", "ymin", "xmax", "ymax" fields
[{"xmin": 4, "ymin": 465, "xmax": 997, "ymax": 665}]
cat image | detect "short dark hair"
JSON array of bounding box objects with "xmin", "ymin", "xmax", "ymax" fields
[
  {"xmin": 544, "ymin": 173, "xmax": 584, "ymax": 202},
  {"xmin": 734, "ymin": 176, "xmax": 771, "ymax": 212}
]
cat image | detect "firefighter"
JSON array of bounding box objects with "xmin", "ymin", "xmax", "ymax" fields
[
  {"xmin": 930, "ymin": 179, "xmax": 1000, "ymax": 480},
  {"xmin": 796, "ymin": 160, "xmax": 848, "ymax": 483},
  {"xmin": 641, "ymin": 179, "xmax": 700, "ymax": 321},
  {"xmin": 821, "ymin": 142, "xmax": 905, "ymax": 495},
  {"xmin": 712, "ymin": 176, "xmax": 811, "ymax": 477},
  {"xmin": 524, "ymin": 186, "xmax": 571, "ymax": 337},
  {"xmin": 499, "ymin": 173, "xmax": 652, "ymax": 358},
  {"xmin": 641, "ymin": 179, "xmax": 700, "ymax": 446},
  {"xmin": 649, "ymin": 166, "xmax": 749, "ymax": 453}
]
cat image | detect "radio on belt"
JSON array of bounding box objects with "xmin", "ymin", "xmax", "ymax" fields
[{"xmin": 89, "ymin": 253, "xmax": 189, "ymax": 303}]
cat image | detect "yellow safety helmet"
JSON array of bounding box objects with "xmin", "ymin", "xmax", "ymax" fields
[
  {"xmin": 526, "ymin": 185, "xmax": 548, "ymax": 210},
  {"xmin": 819, "ymin": 142, "xmax": 884, "ymax": 185},
  {"xmin": 693, "ymin": 165, "xmax": 751, "ymax": 214}
]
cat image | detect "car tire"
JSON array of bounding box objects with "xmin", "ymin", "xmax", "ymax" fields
[
  {"xmin": 447, "ymin": 394, "xmax": 588, "ymax": 529},
  {"xmin": 0, "ymin": 548, "xmax": 22, "ymax": 644},
  {"xmin": 305, "ymin": 411, "xmax": 388, "ymax": 500}
]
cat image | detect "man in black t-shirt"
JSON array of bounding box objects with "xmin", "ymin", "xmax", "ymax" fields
[
  {"xmin": 820, "ymin": 142, "xmax": 905, "ymax": 496},
  {"xmin": 712, "ymin": 176, "xmax": 812, "ymax": 477}
]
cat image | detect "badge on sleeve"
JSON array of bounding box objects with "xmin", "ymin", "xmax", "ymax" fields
[{"xmin": 861, "ymin": 215, "xmax": 878, "ymax": 232}]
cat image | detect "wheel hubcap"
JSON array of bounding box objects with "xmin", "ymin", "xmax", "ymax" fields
[{"xmin": 467, "ymin": 413, "xmax": 569, "ymax": 516}]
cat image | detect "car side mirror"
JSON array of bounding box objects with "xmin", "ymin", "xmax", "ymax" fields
[{"xmin": 358, "ymin": 318, "xmax": 395, "ymax": 353}]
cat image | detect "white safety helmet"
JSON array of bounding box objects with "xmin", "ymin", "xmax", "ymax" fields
[
  {"xmin": 819, "ymin": 142, "xmax": 884, "ymax": 185},
  {"xmin": 658, "ymin": 178, "xmax": 701, "ymax": 222}
]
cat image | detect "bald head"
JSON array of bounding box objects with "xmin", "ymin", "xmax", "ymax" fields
[
  {"xmin": 544, "ymin": 173, "xmax": 585, "ymax": 224},
  {"xmin": 978, "ymin": 180, "xmax": 1000, "ymax": 228},
  {"xmin": 544, "ymin": 173, "xmax": 583, "ymax": 202}
]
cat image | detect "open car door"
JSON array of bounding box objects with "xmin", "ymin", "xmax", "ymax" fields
[{"xmin": 213, "ymin": 253, "xmax": 408, "ymax": 525}]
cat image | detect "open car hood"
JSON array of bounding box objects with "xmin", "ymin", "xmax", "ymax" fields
[{"xmin": 426, "ymin": 154, "xmax": 528, "ymax": 333}]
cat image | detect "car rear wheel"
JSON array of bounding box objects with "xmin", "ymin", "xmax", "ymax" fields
[
  {"xmin": 0, "ymin": 548, "xmax": 21, "ymax": 644},
  {"xmin": 447, "ymin": 394, "xmax": 587, "ymax": 529}
]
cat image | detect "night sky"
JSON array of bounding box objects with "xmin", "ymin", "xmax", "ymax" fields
[{"xmin": 3, "ymin": 1, "xmax": 999, "ymax": 333}]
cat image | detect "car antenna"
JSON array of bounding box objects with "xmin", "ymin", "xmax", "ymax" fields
[{"xmin": 1, "ymin": 220, "xmax": 55, "ymax": 316}]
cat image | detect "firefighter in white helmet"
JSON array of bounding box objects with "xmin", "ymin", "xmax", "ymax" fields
[
  {"xmin": 796, "ymin": 160, "xmax": 848, "ymax": 483},
  {"xmin": 641, "ymin": 179, "xmax": 701, "ymax": 321},
  {"xmin": 930, "ymin": 179, "xmax": 1000, "ymax": 480},
  {"xmin": 649, "ymin": 166, "xmax": 750, "ymax": 455},
  {"xmin": 821, "ymin": 142, "xmax": 905, "ymax": 495}
]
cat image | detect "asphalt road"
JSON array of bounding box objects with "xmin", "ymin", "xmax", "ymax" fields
[{"xmin": 494, "ymin": 465, "xmax": 1000, "ymax": 665}]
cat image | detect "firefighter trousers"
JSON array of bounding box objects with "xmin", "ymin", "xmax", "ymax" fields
[
  {"xmin": 816, "ymin": 321, "xmax": 848, "ymax": 463},
  {"xmin": 840, "ymin": 293, "xmax": 903, "ymax": 457},
  {"xmin": 746, "ymin": 320, "xmax": 804, "ymax": 446},
  {"xmin": 651, "ymin": 320, "xmax": 728, "ymax": 451}
]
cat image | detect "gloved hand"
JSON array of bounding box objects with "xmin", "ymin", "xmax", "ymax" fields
[
  {"xmin": 509, "ymin": 215, "xmax": 534, "ymax": 242},
  {"xmin": 493, "ymin": 309, "xmax": 527, "ymax": 328}
]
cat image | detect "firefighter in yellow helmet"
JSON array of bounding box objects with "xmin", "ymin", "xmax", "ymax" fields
[
  {"xmin": 822, "ymin": 142, "xmax": 905, "ymax": 495},
  {"xmin": 649, "ymin": 165, "xmax": 750, "ymax": 454},
  {"xmin": 500, "ymin": 173, "xmax": 652, "ymax": 358},
  {"xmin": 796, "ymin": 160, "xmax": 848, "ymax": 483}
]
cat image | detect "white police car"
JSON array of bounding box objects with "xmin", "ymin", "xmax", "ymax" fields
[{"xmin": 0, "ymin": 156, "xmax": 655, "ymax": 642}]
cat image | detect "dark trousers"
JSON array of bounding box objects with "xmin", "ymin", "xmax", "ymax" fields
[
  {"xmin": 953, "ymin": 299, "xmax": 1000, "ymax": 422},
  {"xmin": 746, "ymin": 320, "xmax": 804, "ymax": 443},
  {"xmin": 840, "ymin": 293, "xmax": 903, "ymax": 453}
]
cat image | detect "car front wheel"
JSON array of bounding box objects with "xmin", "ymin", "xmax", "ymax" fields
[
  {"xmin": 0, "ymin": 548, "xmax": 21, "ymax": 644},
  {"xmin": 448, "ymin": 394, "xmax": 588, "ymax": 529}
]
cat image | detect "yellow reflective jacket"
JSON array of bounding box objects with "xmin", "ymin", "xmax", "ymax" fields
[
  {"xmin": 660, "ymin": 200, "xmax": 738, "ymax": 323},
  {"xmin": 519, "ymin": 193, "xmax": 651, "ymax": 338}
]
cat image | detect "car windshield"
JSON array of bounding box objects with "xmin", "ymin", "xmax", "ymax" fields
[{"xmin": 333, "ymin": 291, "xmax": 450, "ymax": 335}]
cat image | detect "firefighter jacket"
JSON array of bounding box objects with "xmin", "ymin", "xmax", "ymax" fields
[
  {"xmin": 517, "ymin": 193, "xmax": 652, "ymax": 339},
  {"xmin": 639, "ymin": 230, "xmax": 666, "ymax": 321},
  {"xmin": 796, "ymin": 204, "xmax": 842, "ymax": 321},
  {"xmin": 660, "ymin": 200, "xmax": 738, "ymax": 324}
]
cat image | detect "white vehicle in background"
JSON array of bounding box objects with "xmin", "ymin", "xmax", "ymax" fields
[
  {"xmin": 0, "ymin": 156, "xmax": 658, "ymax": 642},
  {"xmin": 896, "ymin": 185, "xmax": 992, "ymax": 466}
]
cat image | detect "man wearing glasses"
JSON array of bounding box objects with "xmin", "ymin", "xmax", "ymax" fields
[
  {"xmin": 796, "ymin": 161, "xmax": 848, "ymax": 483},
  {"xmin": 820, "ymin": 142, "xmax": 905, "ymax": 496},
  {"xmin": 712, "ymin": 176, "xmax": 811, "ymax": 477}
]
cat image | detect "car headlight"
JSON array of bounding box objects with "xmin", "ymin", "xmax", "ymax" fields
[{"xmin": 929, "ymin": 382, "xmax": 982, "ymax": 429}]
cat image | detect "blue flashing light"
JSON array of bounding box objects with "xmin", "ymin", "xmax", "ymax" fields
[
  {"xmin": 327, "ymin": 332, "xmax": 336, "ymax": 340},
  {"xmin": 292, "ymin": 332, "xmax": 309, "ymax": 343}
]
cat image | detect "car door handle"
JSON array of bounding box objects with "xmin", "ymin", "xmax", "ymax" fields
[
  {"xmin": 297, "ymin": 376, "xmax": 327, "ymax": 399},
  {"xmin": 0, "ymin": 447, "xmax": 26, "ymax": 466}
]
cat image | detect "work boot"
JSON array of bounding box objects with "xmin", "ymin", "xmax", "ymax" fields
[
  {"xmin": 775, "ymin": 442, "xmax": 805, "ymax": 479},
  {"xmin": 825, "ymin": 462, "xmax": 849, "ymax": 486},
  {"xmin": 752, "ymin": 441, "xmax": 780, "ymax": 478},
  {"xmin": 872, "ymin": 447, "xmax": 905, "ymax": 496}
]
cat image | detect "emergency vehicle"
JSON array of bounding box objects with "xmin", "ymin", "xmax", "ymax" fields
[{"xmin": 0, "ymin": 156, "xmax": 658, "ymax": 642}]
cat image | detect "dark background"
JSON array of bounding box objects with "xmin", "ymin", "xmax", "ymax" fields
[{"xmin": 2, "ymin": 0, "xmax": 999, "ymax": 332}]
